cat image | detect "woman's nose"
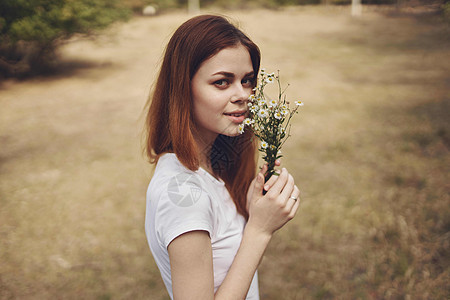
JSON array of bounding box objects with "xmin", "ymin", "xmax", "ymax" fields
[{"xmin": 231, "ymin": 83, "xmax": 250, "ymax": 103}]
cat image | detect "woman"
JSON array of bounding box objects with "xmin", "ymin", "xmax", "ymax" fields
[{"xmin": 144, "ymin": 15, "xmax": 300, "ymax": 299}]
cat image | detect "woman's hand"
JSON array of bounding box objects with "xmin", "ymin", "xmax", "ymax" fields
[
  {"xmin": 246, "ymin": 165, "xmax": 300, "ymax": 237},
  {"xmin": 246, "ymin": 159, "xmax": 280, "ymax": 212}
]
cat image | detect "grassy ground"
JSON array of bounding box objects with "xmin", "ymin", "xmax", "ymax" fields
[{"xmin": 1, "ymin": 5, "xmax": 449, "ymax": 300}]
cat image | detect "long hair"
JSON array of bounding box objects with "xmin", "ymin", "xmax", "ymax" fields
[{"xmin": 144, "ymin": 15, "xmax": 260, "ymax": 219}]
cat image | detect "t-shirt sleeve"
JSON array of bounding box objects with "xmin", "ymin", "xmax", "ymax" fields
[{"xmin": 153, "ymin": 172, "xmax": 214, "ymax": 249}]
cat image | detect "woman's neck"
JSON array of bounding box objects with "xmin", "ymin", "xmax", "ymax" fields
[{"xmin": 193, "ymin": 132, "xmax": 217, "ymax": 177}]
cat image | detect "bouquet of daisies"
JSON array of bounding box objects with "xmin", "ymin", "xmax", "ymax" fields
[{"xmin": 238, "ymin": 69, "xmax": 303, "ymax": 182}]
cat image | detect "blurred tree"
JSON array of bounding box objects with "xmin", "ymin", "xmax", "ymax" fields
[
  {"xmin": 189, "ymin": 0, "xmax": 200, "ymax": 14},
  {"xmin": 122, "ymin": 0, "xmax": 180, "ymax": 13},
  {"xmin": 352, "ymin": 0, "xmax": 362, "ymax": 15},
  {"xmin": 0, "ymin": 0, "xmax": 130, "ymax": 77}
]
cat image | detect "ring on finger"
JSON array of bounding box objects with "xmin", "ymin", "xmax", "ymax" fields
[{"xmin": 290, "ymin": 195, "xmax": 298, "ymax": 201}]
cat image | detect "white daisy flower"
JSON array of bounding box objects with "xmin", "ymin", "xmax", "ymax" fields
[
  {"xmin": 278, "ymin": 127, "xmax": 285, "ymax": 134},
  {"xmin": 260, "ymin": 68, "xmax": 266, "ymax": 75},
  {"xmin": 270, "ymin": 145, "xmax": 276, "ymax": 150},
  {"xmin": 267, "ymin": 99, "xmax": 278, "ymax": 108},
  {"xmin": 261, "ymin": 141, "xmax": 268, "ymax": 149},
  {"xmin": 281, "ymin": 109, "xmax": 289, "ymax": 116},
  {"xmin": 274, "ymin": 111, "xmax": 282, "ymax": 120},
  {"xmin": 295, "ymin": 100, "xmax": 304, "ymax": 106},
  {"xmin": 248, "ymin": 94, "xmax": 256, "ymax": 101},
  {"xmin": 257, "ymin": 109, "xmax": 268, "ymax": 118},
  {"xmin": 238, "ymin": 123, "xmax": 245, "ymax": 134},
  {"xmin": 249, "ymin": 105, "xmax": 258, "ymax": 113},
  {"xmin": 266, "ymin": 76, "xmax": 274, "ymax": 84},
  {"xmin": 243, "ymin": 118, "xmax": 254, "ymax": 126},
  {"xmin": 257, "ymin": 99, "xmax": 265, "ymax": 107}
]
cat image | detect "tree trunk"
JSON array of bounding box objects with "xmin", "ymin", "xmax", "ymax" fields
[
  {"xmin": 188, "ymin": 0, "xmax": 200, "ymax": 15},
  {"xmin": 351, "ymin": 0, "xmax": 362, "ymax": 16}
]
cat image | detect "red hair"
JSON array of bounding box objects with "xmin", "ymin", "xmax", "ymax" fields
[{"xmin": 144, "ymin": 15, "xmax": 260, "ymax": 219}]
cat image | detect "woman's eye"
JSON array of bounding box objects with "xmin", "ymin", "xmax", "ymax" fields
[
  {"xmin": 242, "ymin": 78, "xmax": 254, "ymax": 87},
  {"xmin": 214, "ymin": 79, "xmax": 229, "ymax": 87}
]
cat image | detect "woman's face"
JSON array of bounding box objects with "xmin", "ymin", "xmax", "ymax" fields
[{"xmin": 191, "ymin": 44, "xmax": 254, "ymax": 143}]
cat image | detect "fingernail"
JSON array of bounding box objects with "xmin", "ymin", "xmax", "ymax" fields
[{"xmin": 264, "ymin": 184, "xmax": 269, "ymax": 191}]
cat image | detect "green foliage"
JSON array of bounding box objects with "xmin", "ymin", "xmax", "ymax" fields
[
  {"xmin": 0, "ymin": 0, "xmax": 129, "ymax": 44},
  {"xmin": 443, "ymin": 2, "xmax": 450, "ymax": 21},
  {"xmin": 0, "ymin": 0, "xmax": 130, "ymax": 77}
]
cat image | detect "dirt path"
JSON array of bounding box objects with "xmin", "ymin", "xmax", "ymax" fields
[{"xmin": 1, "ymin": 6, "xmax": 449, "ymax": 299}]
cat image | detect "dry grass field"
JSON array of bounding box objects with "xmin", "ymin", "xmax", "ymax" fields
[{"xmin": 0, "ymin": 5, "xmax": 449, "ymax": 300}]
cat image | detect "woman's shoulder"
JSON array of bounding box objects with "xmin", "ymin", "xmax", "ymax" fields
[
  {"xmin": 147, "ymin": 153, "xmax": 215, "ymax": 215},
  {"xmin": 146, "ymin": 155, "xmax": 216, "ymax": 250},
  {"xmin": 153, "ymin": 153, "xmax": 200, "ymax": 180},
  {"xmin": 148, "ymin": 153, "xmax": 202, "ymax": 198}
]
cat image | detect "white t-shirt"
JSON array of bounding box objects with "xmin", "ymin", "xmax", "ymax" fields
[{"xmin": 145, "ymin": 153, "xmax": 259, "ymax": 299}]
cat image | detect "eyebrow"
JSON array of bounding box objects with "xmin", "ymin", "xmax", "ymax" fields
[{"xmin": 212, "ymin": 71, "xmax": 254, "ymax": 78}]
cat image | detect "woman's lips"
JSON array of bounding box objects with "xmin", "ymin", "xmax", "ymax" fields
[{"xmin": 224, "ymin": 111, "xmax": 246, "ymax": 123}]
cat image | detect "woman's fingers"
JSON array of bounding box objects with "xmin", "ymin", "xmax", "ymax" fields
[
  {"xmin": 280, "ymin": 174, "xmax": 295, "ymax": 202},
  {"xmin": 262, "ymin": 160, "xmax": 281, "ymax": 191},
  {"xmin": 263, "ymin": 175, "xmax": 277, "ymax": 192},
  {"xmin": 265, "ymin": 168, "xmax": 289, "ymax": 196},
  {"xmin": 288, "ymin": 195, "xmax": 300, "ymax": 219},
  {"xmin": 251, "ymin": 172, "xmax": 265, "ymax": 200},
  {"xmin": 285, "ymin": 185, "xmax": 300, "ymax": 212},
  {"xmin": 259, "ymin": 164, "xmax": 268, "ymax": 177},
  {"xmin": 248, "ymin": 164, "xmax": 268, "ymax": 206},
  {"xmin": 248, "ymin": 168, "xmax": 300, "ymax": 235}
]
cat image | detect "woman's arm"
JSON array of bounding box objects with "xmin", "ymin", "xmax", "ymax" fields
[
  {"xmin": 215, "ymin": 167, "xmax": 300, "ymax": 299},
  {"xmin": 168, "ymin": 167, "xmax": 300, "ymax": 299},
  {"xmin": 168, "ymin": 230, "xmax": 215, "ymax": 300}
]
